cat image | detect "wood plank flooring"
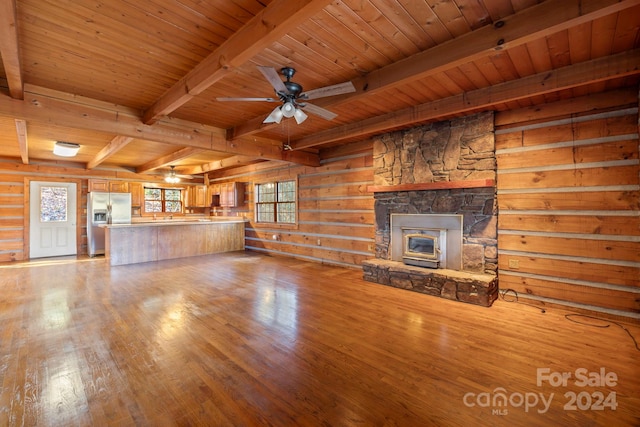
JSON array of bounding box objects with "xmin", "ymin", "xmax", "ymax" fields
[{"xmin": 1, "ymin": 251, "xmax": 638, "ymax": 426}]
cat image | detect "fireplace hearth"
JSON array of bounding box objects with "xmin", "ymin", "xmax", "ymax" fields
[{"xmin": 362, "ymin": 259, "xmax": 498, "ymax": 307}]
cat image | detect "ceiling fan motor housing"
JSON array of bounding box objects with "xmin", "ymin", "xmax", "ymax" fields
[
  {"xmin": 280, "ymin": 67, "xmax": 303, "ymax": 99},
  {"xmin": 284, "ymin": 81, "xmax": 302, "ymax": 97}
]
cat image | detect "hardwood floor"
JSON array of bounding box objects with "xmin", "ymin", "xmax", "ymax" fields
[{"xmin": 1, "ymin": 251, "xmax": 638, "ymax": 426}]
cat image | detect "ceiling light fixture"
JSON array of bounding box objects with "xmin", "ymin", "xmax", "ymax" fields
[
  {"xmin": 281, "ymin": 101, "xmax": 296, "ymax": 118},
  {"xmin": 53, "ymin": 141, "xmax": 80, "ymax": 157},
  {"xmin": 293, "ymin": 107, "xmax": 308, "ymax": 124},
  {"xmin": 263, "ymin": 102, "xmax": 308, "ymax": 125},
  {"xmin": 165, "ymin": 166, "xmax": 180, "ymax": 184}
]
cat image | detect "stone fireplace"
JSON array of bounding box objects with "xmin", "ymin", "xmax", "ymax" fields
[{"xmin": 362, "ymin": 112, "xmax": 498, "ymax": 307}]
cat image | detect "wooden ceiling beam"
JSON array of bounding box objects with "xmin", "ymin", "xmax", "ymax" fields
[
  {"xmin": 142, "ymin": 0, "xmax": 333, "ymax": 125},
  {"xmin": 350, "ymin": 0, "xmax": 640, "ymax": 98},
  {"xmin": 181, "ymin": 155, "xmax": 262, "ymax": 175},
  {"xmin": 0, "ymin": 87, "xmax": 320, "ymax": 166},
  {"xmin": 136, "ymin": 147, "xmax": 207, "ymax": 174},
  {"xmin": 86, "ymin": 135, "xmax": 133, "ymax": 169},
  {"xmin": 14, "ymin": 118, "xmax": 27, "ymax": 164},
  {"xmin": 0, "ymin": 0, "xmax": 24, "ymax": 99},
  {"xmin": 292, "ymin": 49, "xmax": 640, "ymax": 149},
  {"xmin": 229, "ymin": 0, "xmax": 640, "ymax": 140}
]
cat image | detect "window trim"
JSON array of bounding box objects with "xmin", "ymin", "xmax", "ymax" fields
[{"xmin": 253, "ymin": 177, "xmax": 298, "ymax": 229}]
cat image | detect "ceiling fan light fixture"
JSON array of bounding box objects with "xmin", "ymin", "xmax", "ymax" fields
[
  {"xmin": 264, "ymin": 105, "xmax": 284, "ymax": 123},
  {"xmin": 165, "ymin": 166, "xmax": 180, "ymax": 184},
  {"xmin": 293, "ymin": 108, "xmax": 308, "ymax": 124},
  {"xmin": 281, "ymin": 101, "xmax": 296, "ymax": 118},
  {"xmin": 53, "ymin": 141, "xmax": 80, "ymax": 157}
]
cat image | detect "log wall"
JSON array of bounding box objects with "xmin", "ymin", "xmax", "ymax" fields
[
  {"xmin": 210, "ymin": 143, "xmax": 375, "ymax": 269},
  {"xmin": 0, "ymin": 165, "xmax": 88, "ymax": 262},
  {"xmin": 0, "ymin": 173, "xmax": 28, "ymax": 262},
  {"xmin": 495, "ymin": 89, "xmax": 640, "ymax": 318},
  {"xmin": 0, "ymin": 163, "xmax": 168, "ymax": 262}
]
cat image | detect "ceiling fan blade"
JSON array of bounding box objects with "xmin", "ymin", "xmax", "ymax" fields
[
  {"xmin": 301, "ymin": 81, "xmax": 355, "ymax": 100},
  {"xmin": 216, "ymin": 97, "xmax": 277, "ymax": 102},
  {"xmin": 300, "ymin": 103, "xmax": 338, "ymax": 121},
  {"xmin": 258, "ymin": 66, "xmax": 288, "ymax": 94}
]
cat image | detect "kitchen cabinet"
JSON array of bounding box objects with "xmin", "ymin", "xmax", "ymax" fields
[
  {"xmin": 186, "ymin": 185, "xmax": 207, "ymax": 207},
  {"xmin": 219, "ymin": 182, "xmax": 243, "ymax": 207},
  {"xmin": 195, "ymin": 185, "xmax": 207, "ymax": 207},
  {"xmin": 88, "ymin": 179, "xmax": 108, "ymax": 192},
  {"xmin": 208, "ymin": 184, "xmax": 219, "ymax": 206},
  {"xmin": 88, "ymin": 179, "xmax": 129, "ymax": 193},
  {"xmin": 129, "ymin": 182, "xmax": 143, "ymax": 207},
  {"xmin": 109, "ymin": 181, "xmax": 129, "ymax": 193}
]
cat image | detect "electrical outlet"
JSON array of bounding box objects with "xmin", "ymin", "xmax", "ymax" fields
[
  {"xmin": 317, "ymin": 239, "xmax": 321, "ymax": 246},
  {"xmin": 508, "ymin": 259, "xmax": 519, "ymax": 269}
]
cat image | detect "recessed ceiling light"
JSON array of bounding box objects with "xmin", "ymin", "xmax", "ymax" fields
[{"xmin": 53, "ymin": 141, "xmax": 80, "ymax": 157}]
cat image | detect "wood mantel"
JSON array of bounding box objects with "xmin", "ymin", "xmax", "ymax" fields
[{"xmin": 367, "ymin": 178, "xmax": 495, "ymax": 193}]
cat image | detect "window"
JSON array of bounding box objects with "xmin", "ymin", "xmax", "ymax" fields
[
  {"xmin": 255, "ymin": 180, "xmax": 296, "ymax": 224},
  {"xmin": 144, "ymin": 187, "xmax": 182, "ymax": 213},
  {"xmin": 40, "ymin": 186, "xmax": 68, "ymax": 222}
]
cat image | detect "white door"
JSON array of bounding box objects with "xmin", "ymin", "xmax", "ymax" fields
[{"xmin": 29, "ymin": 181, "xmax": 78, "ymax": 258}]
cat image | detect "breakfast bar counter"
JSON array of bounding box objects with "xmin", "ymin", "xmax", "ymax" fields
[{"xmin": 102, "ymin": 217, "xmax": 247, "ymax": 266}]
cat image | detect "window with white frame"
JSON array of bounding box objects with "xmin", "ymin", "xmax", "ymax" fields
[{"xmin": 255, "ymin": 180, "xmax": 296, "ymax": 224}]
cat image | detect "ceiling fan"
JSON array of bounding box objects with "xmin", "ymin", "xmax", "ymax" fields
[
  {"xmin": 217, "ymin": 66, "xmax": 356, "ymax": 124},
  {"xmin": 163, "ymin": 165, "xmax": 195, "ymax": 183}
]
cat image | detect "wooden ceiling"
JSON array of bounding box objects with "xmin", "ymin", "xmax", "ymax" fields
[{"xmin": 0, "ymin": 0, "xmax": 639, "ymax": 179}]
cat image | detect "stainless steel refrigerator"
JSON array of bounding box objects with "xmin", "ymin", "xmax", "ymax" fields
[{"xmin": 87, "ymin": 191, "xmax": 132, "ymax": 256}]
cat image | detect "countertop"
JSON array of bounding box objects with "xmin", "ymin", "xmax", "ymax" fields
[{"xmin": 100, "ymin": 217, "xmax": 248, "ymax": 228}]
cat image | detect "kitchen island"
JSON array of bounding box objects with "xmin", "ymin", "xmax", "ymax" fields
[{"xmin": 102, "ymin": 217, "xmax": 247, "ymax": 266}]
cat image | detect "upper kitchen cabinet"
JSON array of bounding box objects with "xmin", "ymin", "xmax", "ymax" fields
[
  {"xmin": 88, "ymin": 179, "xmax": 129, "ymax": 193},
  {"xmin": 220, "ymin": 182, "xmax": 243, "ymax": 207},
  {"xmin": 129, "ymin": 182, "xmax": 143, "ymax": 207},
  {"xmin": 88, "ymin": 179, "xmax": 108, "ymax": 192},
  {"xmin": 209, "ymin": 182, "xmax": 243, "ymax": 207},
  {"xmin": 186, "ymin": 185, "xmax": 207, "ymax": 207},
  {"xmin": 109, "ymin": 181, "xmax": 129, "ymax": 193}
]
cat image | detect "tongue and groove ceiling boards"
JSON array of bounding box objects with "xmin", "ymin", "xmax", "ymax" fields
[{"xmin": 0, "ymin": 0, "xmax": 638, "ymax": 177}]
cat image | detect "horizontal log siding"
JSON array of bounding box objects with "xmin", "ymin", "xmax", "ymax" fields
[
  {"xmin": 0, "ymin": 166, "xmax": 90, "ymax": 262},
  {"xmin": 233, "ymin": 148, "xmax": 375, "ymax": 268},
  {"xmin": 495, "ymin": 89, "xmax": 640, "ymax": 319},
  {"xmin": 0, "ymin": 174, "xmax": 26, "ymax": 261},
  {"xmin": 0, "ymin": 160, "xmax": 172, "ymax": 262}
]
